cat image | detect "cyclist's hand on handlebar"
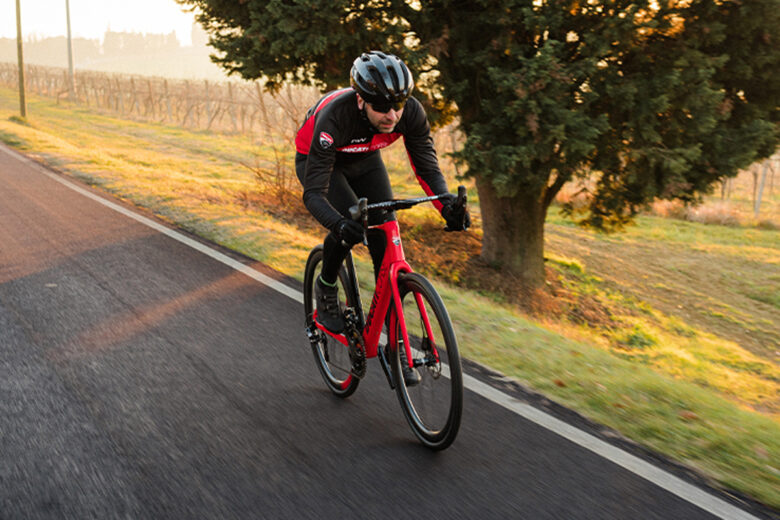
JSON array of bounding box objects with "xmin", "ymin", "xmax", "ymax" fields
[
  {"xmin": 441, "ymin": 194, "xmax": 471, "ymax": 232},
  {"xmin": 336, "ymin": 218, "xmax": 365, "ymax": 246}
]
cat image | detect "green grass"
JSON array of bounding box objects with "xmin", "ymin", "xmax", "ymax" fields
[
  {"xmin": 1, "ymin": 88, "xmax": 778, "ymax": 509},
  {"xmin": 0, "ymin": 127, "xmax": 27, "ymax": 147}
]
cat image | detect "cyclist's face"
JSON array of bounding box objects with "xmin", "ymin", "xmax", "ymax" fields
[{"xmin": 359, "ymin": 96, "xmax": 404, "ymax": 133}]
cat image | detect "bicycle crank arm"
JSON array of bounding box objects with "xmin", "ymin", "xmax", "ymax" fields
[{"xmin": 347, "ymin": 344, "xmax": 366, "ymax": 379}]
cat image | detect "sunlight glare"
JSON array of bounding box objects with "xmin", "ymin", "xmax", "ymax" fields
[{"xmin": 2, "ymin": 0, "xmax": 196, "ymax": 44}]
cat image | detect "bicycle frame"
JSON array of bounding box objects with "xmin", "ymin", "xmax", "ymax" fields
[
  {"xmin": 312, "ymin": 219, "xmax": 435, "ymax": 373},
  {"xmin": 305, "ymin": 187, "xmax": 466, "ymax": 448}
]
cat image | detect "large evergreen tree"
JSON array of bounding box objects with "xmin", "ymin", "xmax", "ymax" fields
[{"xmin": 178, "ymin": 0, "xmax": 779, "ymax": 289}]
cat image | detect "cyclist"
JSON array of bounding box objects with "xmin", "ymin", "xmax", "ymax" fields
[{"xmin": 295, "ymin": 51, "xmax": 469, "ymax": 382}]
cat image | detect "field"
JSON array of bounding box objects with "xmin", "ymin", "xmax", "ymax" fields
[{"xmin": 1, "ymin": 87, "xmax": 778, "ymax": 509}]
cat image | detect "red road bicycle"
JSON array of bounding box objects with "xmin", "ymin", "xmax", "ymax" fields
[{"xmin": 303, "ymin": 187, "xmax": 466, "ymax": 450}]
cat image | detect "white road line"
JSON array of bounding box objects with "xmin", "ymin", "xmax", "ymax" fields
[
  {"xmin": 463, "ymin": 374, "xmax": 759, "ymax": 520},
  {"xmin": 2, "ymin": 147, "xmax": 302, "ymax": 303},
  {"xmin": 2, "ymin": 144, "xmax": 760, "ymax": 520}
]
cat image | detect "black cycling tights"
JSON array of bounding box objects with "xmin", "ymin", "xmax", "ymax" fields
[{"xmin": 296, "ymin": 152, "xmax": 395, "ymax": 285}]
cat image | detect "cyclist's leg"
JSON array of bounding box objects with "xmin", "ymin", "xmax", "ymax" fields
[
  {"xmin": 320, "ymin": 168, "xmax": 358, "ymax": 284},
  {"xmin": 297, "ymin": 154, "xmax": 356, "ymax": 331},
  {"xmin": 318, "ymin": 152, "xmax": 396, "ymax": 283},
  {"xmin": 344, "ymin": 152, "xmax": 395, "ymax": 279},
  {"xmin": 296, "ymin": 152, "xmax": 358, "ymax": 285}
]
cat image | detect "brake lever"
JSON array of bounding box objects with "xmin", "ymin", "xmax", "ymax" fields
[
  {"xmin": 344, "ymin": 198, "xmax": 369, "ymax": 247},
  {"xmin": 443, "ymin": 185, "xmax": 469, "ymax": 232},
  {"xmin": 455, "ymin": 185, "xmax": 467, "ymax": 211}
]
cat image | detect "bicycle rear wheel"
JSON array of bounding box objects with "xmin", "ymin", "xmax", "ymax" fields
[
  {"xmin": 390, "ymin": 272, "xmax": 463, "ymax": 450},
  {"xmin": 303, "ymin": 246, "xmax": 359, "ymax": 398}
]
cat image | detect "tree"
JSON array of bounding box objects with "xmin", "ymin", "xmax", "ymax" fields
[{"xmin": 177, "ymin": 0, "xmax": 779, "ymax": 289}]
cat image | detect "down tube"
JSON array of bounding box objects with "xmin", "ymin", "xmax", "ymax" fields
[{"xmin": 361, "ymin": 266, "xmax": 394, "ymax": 358}]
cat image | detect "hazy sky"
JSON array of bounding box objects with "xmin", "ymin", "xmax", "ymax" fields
[{"xmin": 2, "ymin": 0, "xmax": 198, "ymax": 44}]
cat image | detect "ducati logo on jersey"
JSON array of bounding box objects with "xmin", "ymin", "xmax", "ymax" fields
[{"xmin": 319, "ymin": 132, "xmax": 334, "ymax": 149}]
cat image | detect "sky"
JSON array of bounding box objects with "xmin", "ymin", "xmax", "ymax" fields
[{"xmin": 2, "ymin": 0, "xmax": 198, "ymax": 45}]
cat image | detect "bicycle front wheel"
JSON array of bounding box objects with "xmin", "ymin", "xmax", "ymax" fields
[
  {"xmin": 303, "ymin": 246, "xmax": 359, "ymax": 398},
  {"xmin": 391, "ymin": 272, "xmax": 463, "ymax": 450}
]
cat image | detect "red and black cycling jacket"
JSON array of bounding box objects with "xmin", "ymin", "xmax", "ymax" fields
[{"xmin": 295, "ymin": 88, "xmax": 449, "ymax": 231}]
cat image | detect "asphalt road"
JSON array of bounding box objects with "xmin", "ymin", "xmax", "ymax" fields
[{"xmin": 0, "ymin": 144, "xmax": 772, "ymax": 520}]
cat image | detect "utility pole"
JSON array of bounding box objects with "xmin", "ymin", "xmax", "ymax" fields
[
  {"xmin": 15, "ymin": 0, "xmax": 27, "ymax": 118},
  {"xmin": 65, "ymin": 0, "xmax": 75, "ymax": 99}
]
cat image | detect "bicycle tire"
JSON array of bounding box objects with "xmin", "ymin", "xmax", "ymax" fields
[
  {"xmin": 390, "ymin": 272, "xmax": 463, "ymax": 450},
  {"xmin": 303, "ymin": 245, "xmax": 360, "ymax": 398}
]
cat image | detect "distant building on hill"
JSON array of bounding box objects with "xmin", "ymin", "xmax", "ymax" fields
[{"xmin": 0, "ymin": 30, "xmax": 226, "ymax": 81}]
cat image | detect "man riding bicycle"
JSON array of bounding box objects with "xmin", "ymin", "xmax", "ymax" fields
[{"xmin": 295, "ymin": 51, "xmax": 469, "ymax": 383}]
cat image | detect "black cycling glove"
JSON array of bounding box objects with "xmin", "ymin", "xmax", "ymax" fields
[
  {"xmin": 440, "ymin": 195, "xmax": 471, "ymax": 232},
  {"xmin": 335, "ymin": 218, "xmax": 365, "ymax": 246}
]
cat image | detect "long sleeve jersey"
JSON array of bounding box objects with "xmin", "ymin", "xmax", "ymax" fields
[{"xmin": 295, "ymin": 88, "xmax": 449, "ymax": 231}]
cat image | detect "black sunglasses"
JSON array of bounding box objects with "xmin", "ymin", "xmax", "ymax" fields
[{"xmin": 369, "ymin": 101, "xmax": 406, "ymax": 113}]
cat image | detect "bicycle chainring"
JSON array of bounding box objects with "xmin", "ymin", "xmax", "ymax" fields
[{"xmin": 344, "ymin": 309, "xmax": 366, "ymax": 379}]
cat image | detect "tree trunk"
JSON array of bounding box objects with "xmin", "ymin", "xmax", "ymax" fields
[{"xmin": 475, "ymin": 176, "xmax": 547, "ymax": 290}]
